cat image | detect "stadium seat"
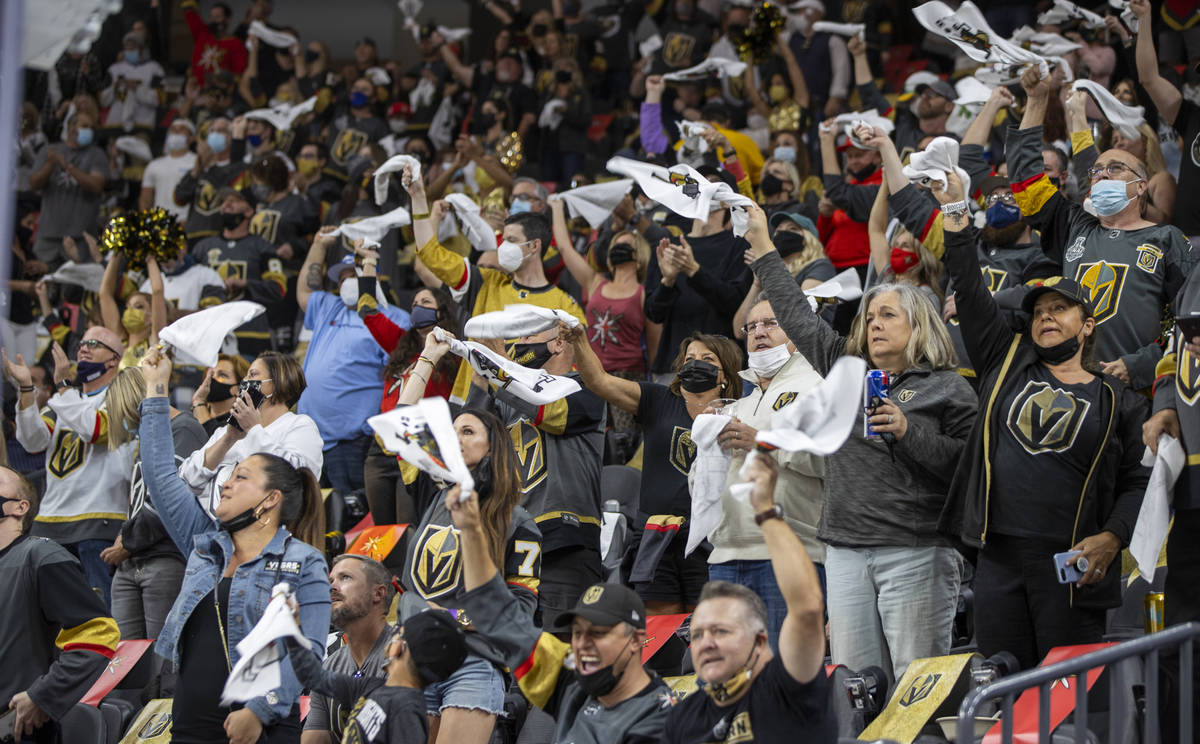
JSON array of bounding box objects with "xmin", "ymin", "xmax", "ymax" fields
[
  {"xmin": 600, "ymin": 465, "xmax": 640, "ymax": 524},
  {"xmin": 100, "ymin": 698, "xmax": 136, "ymax": 744},
  {"xmin": 516, "ymin": 706, "xmax": 556, "ymax": 744},
  {"xmin": 60, "ymin": 703, "xmax": 107, "ymax": 744}
]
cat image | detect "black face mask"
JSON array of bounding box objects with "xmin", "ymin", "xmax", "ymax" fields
[
  {"xmin": 221, "ymin": 211, "xmax": 246, "ymax": 230},
  {"xmin": 304, "ymin": 49, "xmax": 321, "ymax": 64},
  {"xmin": 849, "ymin": 164, "xmax": 877, "ymax": 182},
  {"xmin": 207, "ymin": 379, "xmax": 235, "ymax": 403},
  {"xmin": 470, "ymin": 454, "xmax": 493, "ymax": 501},
  {"xmin": 727, "ymin": 23, "xmax": 747, "ymax": 38},
  {"xmin": 1034, "ymin": 333, "xmax": 1082, "ymax": 365},
  {"xmin": 555, "ymin": 70, "xmax": 573, "ymax": 84},
  {"xmin": 469, "ymin": 113, "xmax": 496, "ymax": 135},
  {"xmin": 760, "ymin": 172, "xmax": 786, "ymax": 197},
  {"xmin": 575, "ymin": 642, "xmax": 636, "ymax": 699},
  {"xmin": 773, "ymin": 230, "xmax": 807, "ymax": 258},
  {"xmin": 608, "ymin": 243, "xmax": 636, "ymax": 267},
  {"xmin": 511, "ymin": 341, "xmax": 553, "ymax": 369},
  {"xmin": 208, "ymin": 22, "xmax": 225, "ymax": 37},
  {"xmin": 219, "ymin": 494, "xmax": 272, "ymax": 534},
  {"xmin": 677, "ymin": 359, "xmax": 719, "ymax": 393},
  {"xmin": 531, "ymin": 23, "xmax": 548, "ymax": 37}
]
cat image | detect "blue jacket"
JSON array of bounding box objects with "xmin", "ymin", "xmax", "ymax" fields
[{"xmin": 139, "ymin": 396, "xmax": 331, "ymax": 725}]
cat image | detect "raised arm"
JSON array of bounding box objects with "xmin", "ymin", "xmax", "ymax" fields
[
  {"xmin": 146, "ymin": 256, "xmax": 167, "ymax": 341},
  {"xmin": 297, "ymin": 226, "xmax": 337, "ymax": 313},
  {"xmin": 1131, "ymin": 0, "xmax": 1181, "ymax": 125},
  {"xmin": 548, "ymin": 198, "xmax": 599, "ymax": 294},
  {"xmin": 962, "ymin": 87, "xmax": 1014, "ymax": 148},
  {"xmin": 97, "ymin": 250, "xmax": 124, "ymax": 336},
  {"xmin": 778, "ymin": 33, "xmax": 810, "ymax": 110},
  {"xmin": 397, "ymin": 331, "xmax": 450, "ymax": 406},
  {"xmin": 868, "ymin": 175, "xmax": 891, "ymax": 276},
  {"xmin": 562, "ymin": 321, "xmax": 642, "ymax": 412},
  {"xmin": 438, "ymin": 42, "xmax": 476, "ymax": 88}
]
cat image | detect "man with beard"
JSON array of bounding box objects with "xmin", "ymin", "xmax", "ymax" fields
[
  {"xmin": 302, "ymin": 554, "xmax": 396, "ymax": 744},
  {"xmin": 848, "ymin": 36, "xmax": 954, "ymax": 156}
]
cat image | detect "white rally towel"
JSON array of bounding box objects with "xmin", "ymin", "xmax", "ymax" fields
[
  {"xmin": 464, "ymin": 304, "xmax": 580, "ymax": 339},
  {"xmin": 755, "ymin": 356, "xmax": 867, "ymax": 453},
  {"xmin": 46, "ymin": 261, "xmax": 107, "ymax": 293},
  {"xmin": 802, "ymin": 267, "xmax": 863, "ymax": 311},
  {"xmin": 1038, "ymin": 0, "xmax": 1106, "ymax": 28},
  {"xmin": 953, "ymin": 77, "xmax": 996, "ymax": 107},
  {"xmin": 244, "ymin": 97, "xmax": 319, "ymax": 133},
  {"xmin": 661, "ymin": 56, "xmax": 747, "ymax": 82},
  {"xmin": 551, "ymin": 179, "xmax": 635, "ymax": 229},
  {"xmin": 373, "ymin": 154, "xmax": 422, "ymax": 207},
  {"xmin": 678, "ymin": 120, "xmax": 712, "ymax": 157},
  {"xmin": 606, "ymin": 157, "xmax": 754, "ymax": 236},
  {"xmin": 364, "ymin": 66, "xmax": 392, "ymax": 87},
  {"xmin": 1109, "ymin": 0, "xmax": 1139, "ymax": 32},
  {"xmin": 812, "ymin": 21, "xmax": 865, "ymax": 39},
  {"xmin": 368, "ymin": 396, "xmax": 475, "ymax": 496},
  {"xmin": 1011, "ymin": 26, "xmax": 1083, "ymax": 58},
  {"xmin": 823, "ymin": 110, "xmax": 894, "ymax": 149},
  {"xmin": 443, "ymin": 193, "xmax": 497, "ymax": 253},
  {"xmin": 247, "ymin": 20, "xmax": 298, "ymax": 50},
  {"xmin": 902, "ymin": 136, "xmax": 971, "ymax": 188},
  {"xmin": 434, "ymin": 328, "xmax": 581, "ymax": 406},
  {"xmin": 1130, "ymin": 436, "xmax": 1183, "ymax": 582},
  {"xmin": 914, "ymin": 1, "xmax": 1046, "ymax": 73},
  {"xmin": 538, "ymin": 99, "xmax": 565, "ymax": 131},
  {"xmin": 220, "ymin": 583, "xmax": 307, "ymax": 705},
  {"xmin": 639, "ymin": 34, "xmax": 664, "ymax": 60},
  {"xmin": 1072, "ymin": 79, "xmax": 1146, "ymax": 140},
  {"xmin": 115, "ymin": 136, "xmax": 152, "ymax": 162},
  {"xmin": 686, "ymin": 413, "xmax": 733, "ymax": 556},
  {"xmin": 159, "ymin": 301, "xmax": 266, "ymax": 368},
  {"xmin": 331, "ymin": 205, "xmax": 412, "ymax": 247}
]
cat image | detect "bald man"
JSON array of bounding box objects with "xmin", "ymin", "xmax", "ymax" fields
[
  {"xmin": 1007, "ymin": 65, "xmax": 1194, "ymax": 392},
  {"xmin": 5, "ymin": 326, "xmax": 135, "ymax": 607}
]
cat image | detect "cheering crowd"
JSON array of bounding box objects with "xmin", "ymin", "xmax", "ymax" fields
[{"xmin": 5, "ymin": 0, "xmax": 1200, "ymax": 741}]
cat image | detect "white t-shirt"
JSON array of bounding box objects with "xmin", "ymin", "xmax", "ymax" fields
[
  {"xmin": 142, "ymin": 152, "xmax": 197, "ymax": 221},
  {"xmin": 140, "ymin": 263, "xmax": 223, "ymax": 311}
]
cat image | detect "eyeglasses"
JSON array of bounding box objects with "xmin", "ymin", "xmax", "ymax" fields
[
  {"xmin": 741, "ymin": 318, "xmax": 780, "ymax": 334},
  {"xmin": 985, "ymin": 192, "xmax": 1016, "ymax": 206},
  {"xmin": 1088, "ymin": 162, "xmax": 1143, "ymax": 181},
  {"xmin": 79, "ymin": 338, "xmax": 121, "ymax": 356}
]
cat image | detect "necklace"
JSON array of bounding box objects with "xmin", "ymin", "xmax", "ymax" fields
[{"xmin": 214, "ymin": 580, "xmax": 232, "ymax": 672}]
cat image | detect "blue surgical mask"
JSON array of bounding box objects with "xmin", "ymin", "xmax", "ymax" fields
[
  {"xmin": 247, "ymin": 133, "xmax": 263, "ymax": 148},
  {"xmin": 207, "ymin": 132, "xmax": 228, "ymax": 153},
  {"xmin": 1090, "ymin": 178, "xmax": 1139, "ymax": 217},
  {"xmin": 985, "ymin": 201, "xmax": 1021, "ymax": 228},
  {"xmin": 76, "ymin": 128, "xmax": 94, "ymax": 147},
  {"xmin": 124, "ymin": 50, "xmax": 140, "ymax": 64},
  {"xmin": 165, "ymin": 132, "xmax": 189, "ymax": 153},
  {"xmin": 349, "ymin": 90, "xmax": 370, "ymax": 108},
  {"xmin": 772, "ymin": 146, "xmax": 796, "ymax": 163},
  {"xmin": 510, "ymin": 198, "xmax": 532, "ymax": 215}
]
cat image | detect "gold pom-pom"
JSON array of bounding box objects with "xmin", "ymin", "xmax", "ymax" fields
[
  {"xmin": 733, "ymin": 2, "xmax": 785, "ymax": 64},
  {"xmin": 498, "ymin": 131, "xmax": 524, "ymax": 174},
  {"xmin": 100, "ymin": 208, "xmax": 186, "ymax": 270},
  {"xmin": 768, "ymin": 100, "xmax": 803, "ymax": 133}
]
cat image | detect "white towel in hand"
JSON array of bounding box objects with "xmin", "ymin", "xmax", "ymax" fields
[
  {"xmin": 434, "ymin": 328, "xmax": 581, "ymax": 406},
  {"xmin": 244, "ymin": 97, "xmax": 318, "ymax": 132},
  {"xmin": 914, "ymin": 1, "xmax": 1046, "ymax": 73},
  {"xmin": 552, "ymin": 179, "xmax": 635, "ymax": 229},
  {"xmin": 812, "ymin": 21, "xmax": 865, "ymax": 39},
  {"xmin": 369, "ymin": 397, "xmax": 475, "ymax": 496},
  {"xmin": 1038, "ymin": 0, "xmax": 1106, "ymax": 28},
  {"xmin": 661, "ymin": 56, "xmax": 746, "ymax": 82},
  {"xmin": 159, "ymin": 301, "xmax": 266, "ymax": 368},
  {"xmin": 901, "ymin": 136, "xmax": 971, "ymax": 188},
  {"xmin": 464, "ymin": 304, "xmax": 580, "ymax": 339},
  {"xmin": 220, "ymin": 583, "xmax": 307, "ymax": 705},
  {"xmin": 1130, "ymin": 436, "xmax": 1184, "ymax": 582},
  {"xmin": 686, "ymin": 413, "xmax": 732, "ymax": 556},
  {"xmin": 1072, "ymin": 79, "xmax": 1146, "ymax": 139},
  {"xmin": 247, "ymin": 21, "xmax": 298, "ymax": 49},
  {"xmin": 606, "ymin": 157, "xmax": 755, "ymax": 236},
  {"xmin": 373, "ymin": 154, "xmax": 421, "ymax": 206},
  {"xmin": 331, "ymin": 205, "xmax": 412, "ymax": 247},
  {"xmin": 443, "ymin": 193, "xmax": 497, "ymax": 254}
]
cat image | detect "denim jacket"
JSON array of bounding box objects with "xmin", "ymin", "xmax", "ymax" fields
[{"xmin": 138, "ymin": 396, "xmax": 331, "ymax": 726}]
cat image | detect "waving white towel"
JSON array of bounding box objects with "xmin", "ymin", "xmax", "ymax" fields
[
  {"xmin": 373, "ymin": 154, "xmax": 421, "ymax": 207},
  {"xmin": 953, "ymin": 77, "xmax": 996, "ymax": 107},
  {"xmin": 1072, "ymin": 79, "xmax": 1146, "ymax": 140},
  {"xmin": 834, "ymin": 109, "xmax": 896, "ymax": 150},
  {"xmin": 914, "ymin": 1, "xmax": 1046, "ymax": 73},
  {"xmin": 801, "ymin": 267, "xmax": 863, "ymax": 311},
  {"xmin": 247, "ymin": 21, "xmax": 298, "ymax": 50},
  {"xmin": 686, "ymin": 413, "xmax": 733, "ymax": 556},
  {"xmin": 464, "ymin": 304, "xmax": 580, "ymax": 339},
  {"xmin": 1109, "ymin": 0, "xmax": 1139, "ymax": 32},
  {"xmin": 442, "ymin": 193, "xmax": 497, "ymax": 253},
  {"xmin": 1038, "ymin": 0, "xmax": 1106, "ymax": 28},
  {"xmin": 812, "ymin": 21, "xmax": 865, "ymax": 39},
  {"xmin": 1130, "ymin": 435, "xmax": 1183, "ymax": 582},
  {"xmin": 368, "ymin": 397, "xmax": 475, "ymax": 496},
  {"xmin": 220, "ymin": 583, "xmax": 307, "ymax": 705},
  {"xmin": 1012, "ymin": 26, "xmax": 1083, "ymax": 58},
  {"xmin": 115, "ymin": 136, "xmax": 152, "ymax": 162},
  {"xmin": 902, "ymin": 136, "xmax": 971, "ymax": 188},
  {"xmin": 434, "ymin": 328, "xmax": 581, "ymax": 406},
  {"xmin": 551, "ymin": 179, "xmax": 634, "ymax": 229},
  {"xmin": 755, "ymin": 356, "xmax": 867, "ymax": 453},
  {"xmin": 661, "ymin": 56, "xmax": 746, "ymax": 82},
  {"xmin": 606, "ymin": 157, "xmax": 755, "ymax": 236},
  {"xmin": 244, "ymin": 97, "xmax": 318, "ymax": 132},
  {"xmin": 160, "ymin": 301, "xmax": 266, "ymax": 368},
  {"xmin": 331, "ymin": 205, "xmax": 412, "ymax": 247},
  {"xmin": 46, "ymin": 261, "xmax": 107, "ymax": 293}
]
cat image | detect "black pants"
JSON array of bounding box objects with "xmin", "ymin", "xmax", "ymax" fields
[
  {"xmin": 1160, "ymin": 507, "xmax": 1200, "ymax": 743},
  {"xmin": 362, "ymin": 439, "xmax": 418, "ymax": 525},
  {"xmin": 538, "ymin": 546, "xmax": 603, "ymax": 631},
  {"xmin": 975, "ymin": 534, "xmax": 1106, "ymax": 670}
]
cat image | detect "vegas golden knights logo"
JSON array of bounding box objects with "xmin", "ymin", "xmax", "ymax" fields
[
  {"xmin": 49, "ymin": 431, "xmax": 85, "ymax": 479},
  {"xmin": 669, "ymin": 426, "xmax": 697, "ymax": 476},
  {"xmin": 1178, "ymin": 347, "xmax": 1200, "ymax": 406},
  {"xmin": 582, "ymin": 585, "xmax": 604, "ymax": 604},
  {"xmin": 411, "ymin": 523, "xmax": 462, "ymax": 598},
  {"xmin": 332, "ymin": 128, "xmax": 368, "ymax": 166},
  {"xmin": 897, "ymin": 389, "xmax": 916, "ymax": 403},
  {"xmin": 1007, "ymin": 381, "xmax": 1090, "ymax": 455},
  {"xmin": 195, "ymin": 180, "xmax": 220, "ymax": 215},
  {"xmin": 1074, "ymin": 261, "xmax": 1128, "ymax": 324},
  {"xmin": 981, "ymin": 266, "xmax": 1009, "ymax": 294},
  {"xmin": 136, "ymin": 711, "xmax": 172, "ymax": 738},
  {"xmin": 250, "ymin": 209, "xmax": 281, "ymax": 244},
  {"xmin": 729, "ymin": 74, "xmax": 745, "ymax": 101},
  {"xmin": 662, "ymin": 33, "xmax": 696, "ymax": 68},
  {"xmin": 1135, "ymin": 243, "xmax": 1163, "ymax": 274},
  {"xmin": 275, "ymin": 128, "xmax": 295, "ymax": 154},
  {"xmin": 207, "ymin": 249, "xmax": 247, "ymax": 282},
  {"xmin": 899, "ymin": 673, "xmax": 942, "ymax": 707},
  {"xmin": 772, "ymin": 391, "xmax": 798, "ymax": 411},
  {"xmin": 510, "ymin": 421, "xmax": 548, "ymax": 492}
]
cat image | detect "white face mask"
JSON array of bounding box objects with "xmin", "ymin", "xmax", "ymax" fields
[
  {"xmin": 165, "ymin": 133, "xmax": 189, "ymax": 154},
  {"xmin": 747, "ymin": 343, "xmax": 791, "ymax": 378},
  {"xmin": 339, "ymin": 277, "xmax": 358, "ymax": 307},
  {"xmin": 497, "ymin": 239, "xmax": 529, "ymax": 272}
]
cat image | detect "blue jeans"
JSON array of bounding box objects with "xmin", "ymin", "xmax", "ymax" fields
[
  {"xmin": 323, "ymin": 435, "xmax": 370, "ymax": 494},
  {"xmin": 708, "ymin": 559, "xmax": 827, "ymax": 651},
  {"xmin": 66, "ymin": 539, "xmax": 114, "ymax": 610},
  {"xmin": 424, "ymin": 654, "xmax": 506, "ymax": 716}
]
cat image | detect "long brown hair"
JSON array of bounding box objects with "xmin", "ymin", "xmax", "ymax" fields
[
  {"xmin": 253, "ymin": 452, "xmax": 326, "ymax": 550},
  {"xmin": 385, "ymin": 287, "xmax": 461, "ymax": 386},
  {"xmin": 457, "ymin": 409, "xmax": 522, "ymax": 569}
]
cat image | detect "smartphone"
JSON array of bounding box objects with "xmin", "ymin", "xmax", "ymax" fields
[
  {"xmin": 1053, "ymin": 550, "xmax": 1089, "ymax": 584},
  {"xmin": 226, "ymin": 380, "xmax": 267, "ymax": 431},
  {"xmin": 1176, "ymin": 313, "xmax": 1200, "ymax": 343}
]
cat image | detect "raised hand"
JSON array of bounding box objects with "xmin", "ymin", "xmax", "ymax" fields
[{"xmin": 1, "ymin": 349, "xmax": 33, "ymax": 388}]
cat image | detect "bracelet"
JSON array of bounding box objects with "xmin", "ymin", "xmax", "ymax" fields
[
  {"xmin": 19, "ymin": 385, "xmax": 34, "ymax": 393},
  {"xmin": 417, "ymin": 355, "xmax": 435, "ymax": 367},
  {"xmin": 940, "ymin": 200, "xmax": 969, "ymax": 216},
  {"xmin": 362, "ymin": 259, "xmax": 377, "ymax": 267},
  {"xmin": 412, "ymin": 211, "xmax": 431, "ymax": 220},
  {"xmin": 55, "ymin": 379, "xmax": 70, "ymax": 389},
  {"xmin": 410, "ymin": 371, "xmax": 428, "ymax": 385}
]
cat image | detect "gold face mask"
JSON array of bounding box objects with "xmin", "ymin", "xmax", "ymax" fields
[{"xmin": 697, "ymin": 637, "xmax": 762, "ymax": 703}]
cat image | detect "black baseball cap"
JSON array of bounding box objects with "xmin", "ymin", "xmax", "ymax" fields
[
  {"xmin": 915, "ymin": 79, "xmax": 957, "ymax": 102},
  {"xmin": 403, "ymin": 610, "xmax": 469, "ymax": 686},
  {"xmin": 978, "ymin": 175, "xmax": 1011, "ymax": 197},
  {"xmin": 1021, "ymin": 277, "xmax": 1095, "ymax": 318},
  {"xmin": 551, "ymin": 583, "xmax": 646, "ymax": 631}
]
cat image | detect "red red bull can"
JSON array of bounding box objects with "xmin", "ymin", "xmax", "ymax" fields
[{"xmin": 1145, "ymin": 592, "xmax": 1165, "ymax": 634}]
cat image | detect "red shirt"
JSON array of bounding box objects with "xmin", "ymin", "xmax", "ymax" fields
[
  {"xmin": 184, "ymin": 7, "xmax": 247, "ymax": 88},
  {"xmin": 818, "ymin": 167, "xmax": 883, "ymax": 270},
  {"xmin": 361, "ymin": 313, "xmax": 454, "ymax": 411}
]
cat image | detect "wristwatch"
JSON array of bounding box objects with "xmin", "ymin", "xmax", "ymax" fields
[
  {"xmin": 940, "ymin": 200, "xmax": 969, "ymax": 216},
  {"xmin": 754, "ymin": 504, "xmax": 784, "ymax": 526}
]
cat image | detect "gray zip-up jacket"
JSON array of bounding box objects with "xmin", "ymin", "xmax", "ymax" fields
[{"xmin": 752, "ymin": 250, "xmax": 979, "ymax": 547}]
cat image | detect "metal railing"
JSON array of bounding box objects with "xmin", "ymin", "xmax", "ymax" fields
[{"xmin": 956, "ymin": 622, "xmax": 1200, "ymax": 744}]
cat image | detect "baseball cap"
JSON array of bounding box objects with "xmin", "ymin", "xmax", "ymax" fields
[
  {"xmin": 552, "ymin": 583, "xmax": 646, "ymax": 631},
  {"xmin": 978, "ymin": 175, "xmax": 1010, "ymax": 198},
  {"xmin": 769, "ymin": 211, "xmax": 817, "ymax": 238},
  {"xmin": 697, "ymin": 164, "xmax": 738, "ymax": 192},
  {"xmin": 326, "ymin": 254, "xmax": 356, "ymax": 284},
  {"xmin": 1021, "ymin": 277, "xmax": 1095, "ymax": 318},
  {"xmin": 403, "ymin": 610, "xmax": 468, "ymax": 687},
  {"xmin": 216, "ymin": 186, "xmax": 257, "ymax": 210},
  {"xmin": 916, "ymin": 79, "xmax": 958, "ymax": 102},
  {"xmin": 387, "ymin": 101, "xmax": 412, "ymax": 120}
]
